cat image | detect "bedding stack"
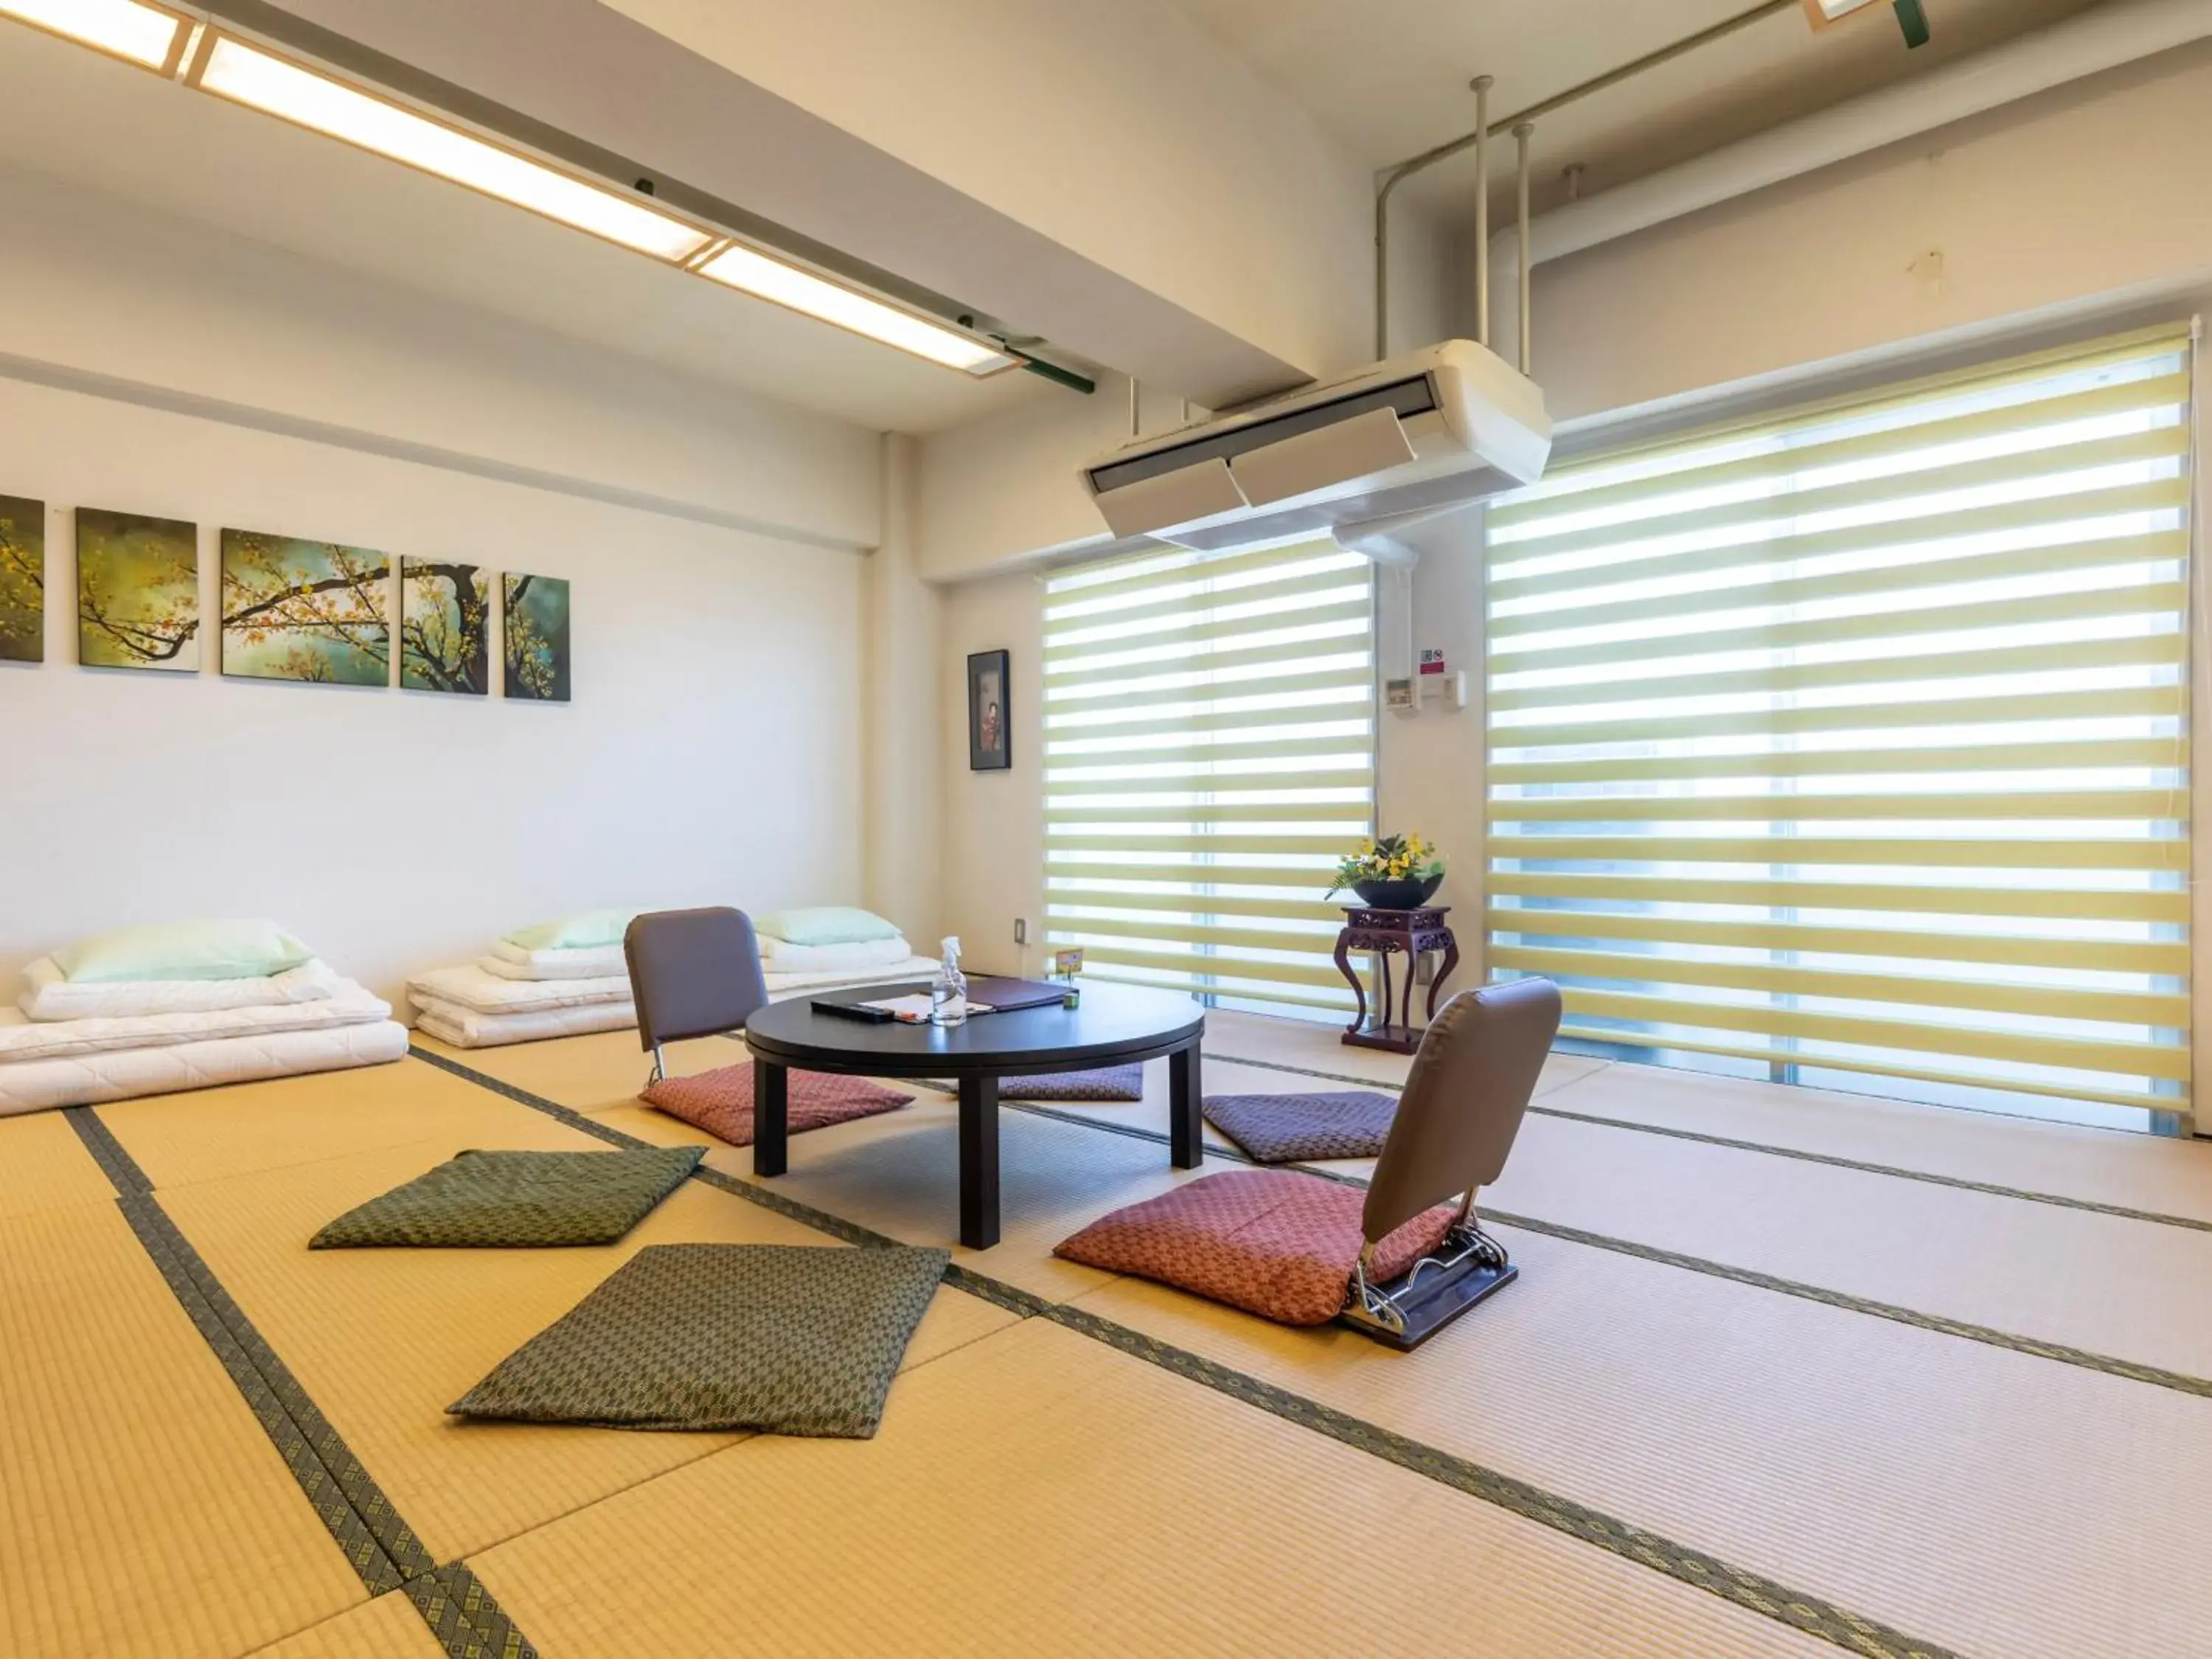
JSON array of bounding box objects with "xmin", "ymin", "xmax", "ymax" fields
[
  {"xmin": 409, "ymin": 906, "xmax": 941, "ymax": 1049},
  {"xmin": 1, "ymin": 920, "xmax": 407, "ymax": 1116},
  {"xmin": 410, "ymin": 911, "xmax": 640, "ymax": 1049},
  {"xmin": 754, "ymin": 908, "xmax": 937, "ymax": 992}
]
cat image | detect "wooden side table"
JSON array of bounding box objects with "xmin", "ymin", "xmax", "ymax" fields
[{"xmin": 1334, "ymin": 906, "xmax": 1459, "ymax": 1054}]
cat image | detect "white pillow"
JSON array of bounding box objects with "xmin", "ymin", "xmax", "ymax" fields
[{"xmin": 20, "ymin": 957, "xmax": 342, "ymax": 1022}]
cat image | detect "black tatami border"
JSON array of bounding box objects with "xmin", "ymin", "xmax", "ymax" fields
[
  {"xmin": 411, "ymin": 1044, "xmax": 1955, "ymax": 1659},
  {"xmin": 1211, "ymin": 1049, "xmax": 2212, "ymax": 1237},
  {"xmin": 61, "ymin": 1108, "xmax": 537, "ymax": 1659}
]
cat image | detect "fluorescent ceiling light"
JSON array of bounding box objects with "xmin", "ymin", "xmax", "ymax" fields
[
  {"xmin": 196, "ymin": 37, "xmax": 716, "ymax": 264},
  {"xmin": 0, "ymin": 0, "xmax": 187, "ymax": 68},
  {"xmin": 0, "ymin": 10, "xmax": 1020, "ymax": 378},
  {"xmin": 698, "ymin": 242, "xmax": 1014, "ymax": 375}
]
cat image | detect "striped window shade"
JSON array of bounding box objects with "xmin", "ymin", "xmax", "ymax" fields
[
  {"xmin": 1043, "ymin": 539, "xmax": 1376, "ymax": 1018},
  {"xmin": 1484, "ymin": 326, "xmax": 2194, "ymax": 1126}
]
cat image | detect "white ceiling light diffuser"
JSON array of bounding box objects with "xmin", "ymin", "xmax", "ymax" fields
[
  {"xmin": 697, "ymin": 242, "xmax": 1014, "ymax": 374},
  {"xmin": 0, "ymin": 0, "xmax": 188, "ymax": 69},
  {"xmin": 0, "ymin": 1, "xmax": 1018, "ymax": 376},
  {"xmin": 195, "ymin": 37, "xmax": 717, "ymax": 263}
]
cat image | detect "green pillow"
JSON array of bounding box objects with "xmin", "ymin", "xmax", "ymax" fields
[
  {"xmin": 504, "ymin": 909, "xmax": 638, "ymax": 952},
  {"xmin": 448, "ymin": 1242, "xmax": 950, "ymax": 1436},
  {"xmin": 756, "ymin": 907, "xmax": 902, "ymax": 947},
  {"xmin": 312, "ymin": 1147, "xmax": 705, "ymax": 1249},
  {"xmin": 54, "ymin": 919, "xmax": 313, "ymax": 984}
]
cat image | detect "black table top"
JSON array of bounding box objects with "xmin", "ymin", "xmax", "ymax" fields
[{"xmin": 742, "ymin": 978, "xmax": 1205, "ymax": 1077}]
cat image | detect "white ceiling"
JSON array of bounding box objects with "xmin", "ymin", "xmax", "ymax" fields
[
  {"xmin": 1171, "ymin": 0, "xmax": 2107, "ymax": 220},
  {"xmin": 0, "ymin": 24, "xmax": 1054, "ymax": 436}
]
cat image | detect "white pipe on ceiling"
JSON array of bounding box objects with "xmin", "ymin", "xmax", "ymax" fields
[{"xmin": 1494, "ymin": 0, "xmax": 2212, "ymax": 274}]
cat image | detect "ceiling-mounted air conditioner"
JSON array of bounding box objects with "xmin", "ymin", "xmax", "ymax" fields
[{"xmin": 1079, "ymin": 340, "xmax": 1550, "ymax": 552}]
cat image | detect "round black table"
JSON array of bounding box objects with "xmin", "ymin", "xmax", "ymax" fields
[{"xmin": 742, "ymin": 979, "xmax": 1206, "ymax": 1249}]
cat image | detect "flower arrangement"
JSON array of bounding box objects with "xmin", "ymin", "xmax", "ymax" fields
[{"xmin": 1326, "ymin": 833, "xmax": 1445, "ymax": 898}]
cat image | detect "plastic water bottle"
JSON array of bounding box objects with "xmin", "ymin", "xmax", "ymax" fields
[{"xmin": 931, "ymin": 936, "xmax": 968, "ymax": 1027}]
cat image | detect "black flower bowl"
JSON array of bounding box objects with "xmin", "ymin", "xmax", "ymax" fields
[{"xmin": 1352, "ymin": 874, "xmax": 1444, "ymax": 910}]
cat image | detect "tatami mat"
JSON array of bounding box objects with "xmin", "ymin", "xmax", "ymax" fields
[
  {"xmin": 1065, "ymin": 1222, "xmax": 2212, "ymax": 1659},
  {"xmin": 410, "ymin": 1029, "xmax": 713, "ymax": 1114},
  {"xmin": 150, "ymin": 1133, "xmax": 1018, "ymax": 1562},
  {"xmin": 0, "ymin": 1108, "xmax": 119, "ymax": 1220},
  {"xmin": 0, "ymin": 1200, "xmax": 369, "ymax": 1659},
  {"xmin": 96, "ymin": 1056, "xmax": 580, "ymax": 1192},
  {"xmin": 467, "ymin": 1317, "xmax": 1838, "ymax": 1659},
  {"xmin": 244, "ymin": 1593, "xmax": 443, "ymax": 1659}
]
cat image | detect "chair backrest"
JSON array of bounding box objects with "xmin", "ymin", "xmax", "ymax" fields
[
  {"xmin": 1361, "ymin": 976, "xmax": 1561, "ymax": 1245},
  {"xmin": 625, "ymin": 907, "xmax": 770, "ymax": 1051}
]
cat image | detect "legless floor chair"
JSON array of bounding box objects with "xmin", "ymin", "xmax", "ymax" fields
[
  {"xmin": 625, "ymin": 908, "xmax": 910, "ymax": 1145},
  {"xmin": 1056, "ymin": 978, "xmax": 1560, "ymax": 1352}
]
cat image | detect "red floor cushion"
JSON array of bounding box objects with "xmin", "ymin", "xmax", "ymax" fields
[
  {"xmin": 1054, "ymin": 1168, "xmax": 1457, "ymax": 1326},
  {"xmin": 641, "ymin": 1065, "xmax": 912, "ymax": 1147}
]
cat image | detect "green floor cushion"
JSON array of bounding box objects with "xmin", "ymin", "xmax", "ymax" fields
[
  {"xmin": 1201, "ymin": 1091, "xmax": 1398, "ymax": 1164},
  {"xmin": 311, "ymin": 1146, "xmax": 705, "ymax": 1249},
  {"xmin": 448, "ymin": 1242, "xmax": 950, "ymax": 1436}
]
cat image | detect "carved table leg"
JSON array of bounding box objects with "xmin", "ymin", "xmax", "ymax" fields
[
  {"xmin": 1427, "ymin": 938, "xmax": 1461, "ymax": 1020},
  {"xmin": 1335, "ymin": 933, "xmax": 1366, "ymax": 1035}
]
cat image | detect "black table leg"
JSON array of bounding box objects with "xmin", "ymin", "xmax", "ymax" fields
[
  {"xmin": 754, "ymin": 1060, "xmax": 787, "ymax": 1178},
  {"xmin": 958, "ymin": 1072, "xmax": 1001, "ymax": 1250},
  {"xmin": 1168, "ymin": 1041, "xmax": 1203, "ymax": 1169}
]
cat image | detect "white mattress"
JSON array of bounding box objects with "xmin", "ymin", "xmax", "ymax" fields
[
  {"xmin": 19, "ymin": 957, "xmax": 344, "ymax": 1022},
  {"xmin": 759, "ymin": 936, "xmax": 914, "ymax": 973},
  {"xmin": 408, "ymin": 964, "xmax": 630, "ymax": 1016},
  {"xmin": 0, "ymin": 1019, "xmax": 408, "ymax": 1117},
  {"xmin": 0, "ymin": 982, "xmax": 393, "ymax": 1064},
  {"xmin": 414, "ymin": 997, "xmax": 638, "ymax": 1048},
  {"xmin": 481, "ymin": 941, "xmax": 629, "ymax": 981}
]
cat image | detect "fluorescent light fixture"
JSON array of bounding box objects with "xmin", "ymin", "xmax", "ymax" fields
[
  {"xmin": 195, "ymin": 36, "xmax": 716, "ymax": 264},
  {"xmin": 0, "ymin": 10, "xmax": 1022, "ymax": 377},
  {"xmin": 0, "ymin": 0, "xmax": 188, "ymax": 68},
  {"xmin": 698, "ymin": 242, "xmax": 1016, "ymax": 375}
]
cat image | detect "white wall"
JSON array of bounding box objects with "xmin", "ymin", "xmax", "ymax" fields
[{"xmin": 0, "ymin": 167, "xmax": 885, "ymax": 1007}]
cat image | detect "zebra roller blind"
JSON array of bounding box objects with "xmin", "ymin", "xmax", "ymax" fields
[
  {"xmin": 1042, "ymin": 540, "xmax": 1376, "ymax": 1018},
  {"xmin": 1484, "ymin": 326, "xmax": 2194, "ymax": 1121}
]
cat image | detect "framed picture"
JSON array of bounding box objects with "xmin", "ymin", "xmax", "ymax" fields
[
  {"xmin": 400, "ymin": 557, "xmax": 489, "ymax": 695},
  {"xmin": 0, "ymin": 495, "xmax": 42, "ymax": 664},
  {"xmin": 967, "ymin": 648, "xmax": 1010, "ymax": 771},
  {"xmin": 219, "ymin": 529, "xmax": 389, "ymax": 686},
  {"xmin": 502, "ymin": 571, "xmax": 571, "ymax": 702},
  {"xmin": 77, "ymin": 509, "xmax": 199, "ymax": 672}
]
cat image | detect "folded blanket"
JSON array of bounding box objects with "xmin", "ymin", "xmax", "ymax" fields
[
  {"xmin": 481, "ymin": 941, "xmax": 629, "ymax": 981},
  {"xmin": 0, "ymin": 1020, "xmax": 409, "ymax": 1117},
  {"xmin": 414, "ymin": 998, "xmax": 638, "ymax": 1048},
  {"xmin": 762, "ymin": 959, "xmax": 937, "ymax": 995},
  {"xmin": 410, "ymin": 964, "xmax": 632, "ymax": 1016},
  {"xmin": 0, "ymin": 981, "xmax": 393, "ymax": 1064},
  {"xmin": 759, "ymin": 936, "xmax": 914, "ymax": 973},
  {"xmin": 19, "ymin": 956, "xmax": 344, "ymax": 1023}
]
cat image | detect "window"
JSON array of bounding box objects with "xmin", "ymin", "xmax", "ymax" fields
[
  {"xmin": 1042, "ymin": 539, "xmax": 1376, "ymax": 1020},
  {"xmin": 1484, "ymin": 327, "xmax": 2194, "ymax": 1130}
]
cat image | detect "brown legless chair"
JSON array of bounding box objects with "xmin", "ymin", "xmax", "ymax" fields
[
  {"xmin": 1053, "ymin": 976, "xmax": 1561, "ymax": 1351},
  {"xmin": 625, "ymin": 907, "xmax": 770, "ymax": 1082},
  {"xmin": 1339, "ymin": 975, "xmax": 1561, "ymax": 1348}
]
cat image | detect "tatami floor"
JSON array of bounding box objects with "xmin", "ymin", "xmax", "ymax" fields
[{"xmin": 7, "ymin": 1009, "xmax": 2212, "ymax": 1658}]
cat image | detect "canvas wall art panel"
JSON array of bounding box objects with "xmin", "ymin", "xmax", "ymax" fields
[
  {"xmin": 0, "ymin": 495, "xmax": 42, "ymax": 663},
  {"xmin": 220, "ymin": 529, "xmax": 390, "ymax": 685},
  {"xmin": 77, "ymin": 509, "xmax": 198, "ymax": 672},
  {"xmin": 503, "ymin": 572, "xmax": 571, "ymax": 702},
  {"xmin": 400, "ymin": 557, "xmax": 489, "ymax": 695}
]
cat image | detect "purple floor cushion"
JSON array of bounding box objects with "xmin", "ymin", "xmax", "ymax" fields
[
  {"xmin": 1057, "ymin": 1169, "xmax": 1456, "ymax": 1326},
  {"xmin": 642, "ymin": 1065, "xmax": 912, "ymax": 1147},
  {"xmin": 1001, "ymin": 1064, "xmax": 1144, "ymax": 1102},
  {"xmin": 1202, "ymin": 1091, "xmax": 1398, "ymax": 1164}
]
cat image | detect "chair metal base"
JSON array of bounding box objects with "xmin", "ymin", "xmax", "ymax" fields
[{"xmin": 1338, "ymin": 1222, "xmax": 1517, "ymax": 1352}]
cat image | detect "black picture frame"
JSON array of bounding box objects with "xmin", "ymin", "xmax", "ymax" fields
[{"xmin": 967, "ymin": 648, "xmax": 1011, "ymax": 771}]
